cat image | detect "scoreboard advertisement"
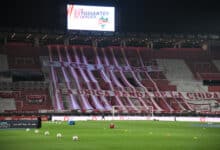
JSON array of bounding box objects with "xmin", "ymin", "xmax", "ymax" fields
[
  {"xmin": 0, "ymin": 116, "xmax": 42, "ymax": 129},
  {"xmin": 67, "ymin": 4, "xmax": 115, "ymax": 31}
]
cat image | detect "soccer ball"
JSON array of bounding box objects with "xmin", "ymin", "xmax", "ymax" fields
[
  {"xmin": 44, "ymin": 131, "xmax": 50, "ymax": 136},
  {"xmin": 34, "ymin": 129, "xmax": 39, "ymax": 133},
  {"xmin": 56, "ymin": 133, "xmax": 62, "ymax": 138},
  {"xmin": 72, "ymin": 135, "xmax": 79, "ymax": 141},
  {"xmin": 26, "ymin": 128, "xmax": 30, "ymax": 132}
]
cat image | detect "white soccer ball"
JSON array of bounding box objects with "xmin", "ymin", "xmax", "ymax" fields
[
  {"xmin": 44, "ymin": 131, "xmax": 50, "ymax": 136},
  {"xmin": 72, "ymin": 135, "xmax": 79, "ymax": 141},
  {"xmin": 56, "ymin": 133, "xmax": 62, "ymax": 138},
  {"xmin": 35, "ymin": 129, "xmax": 39, "ymax": 133},
  {"xmin": 26, "ymin": 128, "xmax": 30, "ymax": 132}
]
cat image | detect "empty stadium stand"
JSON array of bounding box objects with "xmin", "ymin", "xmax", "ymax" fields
[{"xmin": 0, "ymin": 41, "xmax": 220, "ymax": 115}]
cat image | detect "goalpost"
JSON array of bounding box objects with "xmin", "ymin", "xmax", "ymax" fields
[{"xmin": 112, "ymin": 105, "xmax": 154, "ymax": 118}]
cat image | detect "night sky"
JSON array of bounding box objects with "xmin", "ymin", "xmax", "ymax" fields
[{"xmin": 0, "ymin": 0, "xmax": 220, "ymax": 33}]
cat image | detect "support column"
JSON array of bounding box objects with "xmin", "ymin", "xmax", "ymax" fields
[
  {"xmin": 34, "ymin": 36, "xmax": 39, "ymax": 47},
  {"xmin": 64, "ymin": 37, "xmax": 69, "ymax": 46},
  {"xmin": 92, "ymin": 39, "xmax": 97, "ymax": 47},
  {"xmin": 120, "ymin": 40, "xmax": 126, "ymax": 47}
]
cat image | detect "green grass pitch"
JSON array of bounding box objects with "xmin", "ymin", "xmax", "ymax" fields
[{"xmin": 1, "ymin": 120, "xmax": 220, "ymax": 150}]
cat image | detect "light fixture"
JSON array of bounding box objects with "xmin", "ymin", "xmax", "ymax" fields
[
  {"xmin": 26, "ymin": 34, "xmax": 32, "ymax": 39},
  {"xmin": 42, "ymin": 34, "xmax": 48, "ymax": 40},
  {"xmin": 11, "ymin": 33, "xmax": 16, "ymax": 39}
]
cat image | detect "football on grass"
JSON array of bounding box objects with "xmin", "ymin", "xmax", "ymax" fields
[
  {"xmin": 72, "ymin": 135, "xmax": 79, "ymax": 141},
  {"xmin": 34, "ymin": 129, "xmax": 39, "ymax": 133},
  {"xmin": 44, "ymin": 131, "xmax": 50, "ymax": 136},
  {"xmin": 56, "ymin": 133, "xmax": 62, "ymax": 138}
]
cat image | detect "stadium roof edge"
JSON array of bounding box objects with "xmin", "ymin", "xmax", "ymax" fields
[{"xmin": 0, "ymin": 27, "xmax": 220, "ymax": 37}]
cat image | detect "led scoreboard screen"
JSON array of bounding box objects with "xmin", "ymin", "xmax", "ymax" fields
[{"xmin": 67, "ymin": 4, "xmax": 115, "ymax": 31}]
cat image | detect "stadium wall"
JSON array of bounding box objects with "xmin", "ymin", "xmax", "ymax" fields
[{"xmin": 52, "ymin": 116, "xmax": 220, "ymax": 122}]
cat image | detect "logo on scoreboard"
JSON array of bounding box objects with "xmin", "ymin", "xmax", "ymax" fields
[{"xmin": 98, "ymin": 16, "xmax": 109, "ymax": 28}]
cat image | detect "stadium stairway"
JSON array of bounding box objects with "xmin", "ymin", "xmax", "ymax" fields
[{"xmin": 156, "ymin": 59, "xmax": 208, "ymax": 92}]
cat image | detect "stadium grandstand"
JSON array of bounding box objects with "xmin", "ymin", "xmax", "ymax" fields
[
  {"xmin": 0, "ymin": 0, "xmax": 220, "ymax": 118},
  {"xmin": 0, "ymin": 29, "xmax": 220, "ymax": 116},
  {"xmin": 1, "ymin": 1, "xmax": 220, "ymax": 150}
]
